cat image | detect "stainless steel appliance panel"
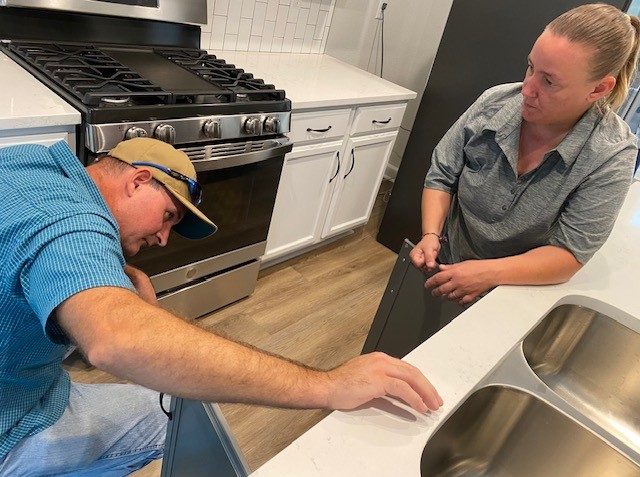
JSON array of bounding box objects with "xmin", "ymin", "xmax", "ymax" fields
[
  {"xmin": 0, "ymin": 0, "xmax": 207, "ymax": 25},
  {"xmin": 151, "ymin": 242, "xmax": 265, "ymax": 294},
  {"xmin": 158, "ymin": 260, "xmax": 260, "ymax": 319}
]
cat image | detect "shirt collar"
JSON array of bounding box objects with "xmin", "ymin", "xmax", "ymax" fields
[
  {"xmin": 49, "ymin": 141, "xmax": 120, "ymax": 232},
  {"xmin": 554, "ymin": 106, "xmax": 602, "ymax": 166},
  {"xmin": 484, "ymin": 91, "xmax": 523, "ymax": 141},
  {"xmin": 483, "ymin": 90, "xmax": 523, "ymax": 173},
  {"xmin": 483, "ymin": 84, "xmax": 603, "ymax": 167}
]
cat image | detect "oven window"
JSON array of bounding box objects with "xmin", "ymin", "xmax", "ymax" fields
[{"xmin": 129, "ymin": 156, "xmax": 284, "ymax": 276}]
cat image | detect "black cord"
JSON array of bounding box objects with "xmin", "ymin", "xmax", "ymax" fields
[
  {"xmin": 159, "ymin": 392, "xmax": 173, "ymax": 420},
  {"xmin": 380, "ymin": 3, "xmax": 387, "ymax": 77}
]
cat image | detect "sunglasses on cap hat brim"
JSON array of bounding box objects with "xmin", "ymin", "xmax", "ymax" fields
[{"xmin": 131, "ymin": 161, "xmax": 203, "ymax": 206}]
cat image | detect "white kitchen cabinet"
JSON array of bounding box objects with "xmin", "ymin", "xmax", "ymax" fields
[
  {"xmin": 0, "ymin": 129, "xmax": 75, "ymax": 149},
  {"xmin": 288, "ymin": 108, "xmax": 352, "ymax": 144},
  {"xmin": 322, "ymin": 131, "xmax": 398, "ymax": 238},
  {"xmin": 264, "ymin": 101, "xmax": 405, "ymax": 265},
  {"xmin": 264, "ymin": 140, "xmax": 343, "ymax": 261},
  {"xmin": 350, "ymin": 103, "xmax": 407, "ymax": 135}
]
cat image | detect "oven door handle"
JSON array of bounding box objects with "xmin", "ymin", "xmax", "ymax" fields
[{"xmin": 190, "ymin": 138, "xmax": 293, "ymax": 172}]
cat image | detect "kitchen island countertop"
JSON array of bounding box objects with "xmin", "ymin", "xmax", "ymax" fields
[
  {"xmin": 0, "ymin": 52, "xmax": 80, "ymax": 131},
  {"xmin": 250, "ymin": 180, "xmax": 640, "ymax": 476}
]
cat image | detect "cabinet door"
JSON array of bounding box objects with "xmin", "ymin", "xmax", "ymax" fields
[
  {"xmin": 264, "ymin": 141, "xmax": 342, "ymax": 262},
  {"xmin": 322, "ymin": 131, "xmax": 397, "ymax": 238}
]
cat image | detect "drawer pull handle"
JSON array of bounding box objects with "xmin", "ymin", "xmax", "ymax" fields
[
  {"xmin": 372, "ymin": 117, "xmax": 392, "ymax": 125},
  {"xmin": 307, "ymin": 125, "xmax": 332, "ymax": 133},
  {"xmin": 329, "ymin": 151, "xmax": 341, "ymax": 183},
  {"xmin": 344, "ymin": 149, "xmax": 355, "ymax": 179}
]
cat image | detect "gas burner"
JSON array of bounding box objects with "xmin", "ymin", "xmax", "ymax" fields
[
  {"xmin": 156, "ymin": 49, "xmax": 286, "ymax": 102},
  {"xmin": 6, "ymin": 41, "xmax": 171, "ymax": 107},
  {"xmin": 1, "ymin": 40, "xmax": 290, "ymax": 123}
]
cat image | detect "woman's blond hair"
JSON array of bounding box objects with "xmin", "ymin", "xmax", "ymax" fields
[{"xmin": 547, "ymin": 3, "xmax": 640, "ymax": 111}]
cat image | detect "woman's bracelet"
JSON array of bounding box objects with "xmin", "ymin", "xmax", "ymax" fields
[{"xmin": 422, "ymin": 232, "xmax": 447, "ymax": 243}]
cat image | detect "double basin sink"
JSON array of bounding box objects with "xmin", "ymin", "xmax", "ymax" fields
[{"xmin": 421, "ymin": 299, "xmax": 640, "ymax": 476}]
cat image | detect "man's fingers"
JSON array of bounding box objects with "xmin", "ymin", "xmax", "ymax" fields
[
  {"xmin": 385, "ymin": 359, "xmax": 443, "ymax": 411},
  {"xmin": 384, "ymin": 379, "xmax": 429, "ymax": 413}
]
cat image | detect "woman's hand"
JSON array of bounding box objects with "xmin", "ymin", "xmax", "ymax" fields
[
  {"xmin": 425, "ymin": 260, "xmax": 496, "ymax": 304},
  {"xmin": 410, "ymin": 234, "xmax": 441, "ymax": 272},
  {"xmin": 124, "ymin": 264, "xmax": 158, "ymax": 306}
]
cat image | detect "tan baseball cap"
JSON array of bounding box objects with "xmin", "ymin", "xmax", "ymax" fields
[{"xmin": 108, "ymin": 137, "xmax": 217, "ymax": 239}]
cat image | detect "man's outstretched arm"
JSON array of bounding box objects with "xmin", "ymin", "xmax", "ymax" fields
[{"xmin": 56, "ymin": 287, "xmax": 443, "ymax": 413}]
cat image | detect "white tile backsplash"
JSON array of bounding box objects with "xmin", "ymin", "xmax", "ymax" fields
[
  {"xmin": 204, "ymin": 0, "xmax": 335, "ymax": 53},
  {"xmin": 226, "ymin": 1, "xmax": 242, "ymax": 35},
  {"xmin": 241, "ymin": 0, "xmax": 255, "ymax": 18},
  {"xmin": 214, "ymin": 0, "xmax": 229, "ymax": 16},
  {"xmin": 266, "ymin": 0, "xmax": 279, "ymax": 21},
  {"xmin": 274, "ymin": 5, "xmax": 288, "ymax": 37},
  {"xmin": 237, "ymin": 18, "xmax": 252, "ymax": 50},
  {"xmin": 251, "ymin": 2, "xmax": 267, "ymax": 35}
]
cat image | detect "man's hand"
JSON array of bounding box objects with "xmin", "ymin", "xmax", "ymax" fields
[
  {"xmin": 324, "ymin": 352, "xmax": 443, "ymax": 413},
  {"xmin": 410, "ymin": 235, "xmax": 441, "ymax": 272},
  {"xmin": 425, "ymin": 260, "xmax": 496, "ymax": 304},
  {"xmin": 124, "ymin": 264, "xmax": 158, "ymax": 306}
]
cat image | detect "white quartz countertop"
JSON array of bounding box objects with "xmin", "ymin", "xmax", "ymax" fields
[
  {"xmin": 0, "ymin": 52, "xmax": 80, "ymax": 131},
  {"xmin": 209, "ymin": 51, "xmax": 417, "ymax": 110},
  {"xmin": 250, "ymin": 180, "xmax": 640, "ymax": 476}
]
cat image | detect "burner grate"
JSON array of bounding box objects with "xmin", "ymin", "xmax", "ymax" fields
[
  {"xmin": 156, "ymin": 49, "xmax": 286, "ymax": 102},
  {"xmin": 6, "ymin": 41, "xmax": 171, "ymax": 106}
]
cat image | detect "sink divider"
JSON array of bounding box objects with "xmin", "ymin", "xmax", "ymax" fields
[{"xmin": 476, "ymin": 343, "xmax": 640, "ymax": 466}]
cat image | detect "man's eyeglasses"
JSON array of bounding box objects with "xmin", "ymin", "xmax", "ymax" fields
[{"xmin": 131, "ymin": 161, "xmax": 203, "ymax": 206}]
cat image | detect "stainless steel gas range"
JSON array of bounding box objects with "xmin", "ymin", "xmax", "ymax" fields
[{"xmin": 0, "ymin": 1, "xmax": 293, "ymax": 318}]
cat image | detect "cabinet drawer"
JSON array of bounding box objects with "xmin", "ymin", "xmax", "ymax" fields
[
  {"xmin": 0, "ymin": 131, "xmax": 72, "ymax": 149},
  {"xmin": 289, "ymin": 108, "xmax": 351, "ymax": 144},
  {"xmin": 351, "ymin": 103, "xmax": 406, "ymax": 135}
]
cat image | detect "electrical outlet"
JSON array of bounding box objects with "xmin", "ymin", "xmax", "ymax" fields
[{"xmin": 375, "ymin": 0, "xmax": 388, "ymax": 20}]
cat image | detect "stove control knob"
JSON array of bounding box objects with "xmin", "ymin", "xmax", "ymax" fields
[
  {"xmin": 243, "ymin": 117, "xmax": 262, "ymax": 136},
  {"xmin": 202, "ymin": 119, "xmax": 221, "ymax": 139},
  {"xmin": 154, "ymin": 124, "xmax": 176, "ymax": 144},
  {"xmin": 124, "ymin": 127, "xmax": 148, "ymax": 140},
  {"xmin": 263, "ymin": 116, "xmax": 281, "ymax": 133}
]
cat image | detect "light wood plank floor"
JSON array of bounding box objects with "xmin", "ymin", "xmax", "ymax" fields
[{"xmin": 65, "ymin": 181, "xmax": 397, "ymax": 475}]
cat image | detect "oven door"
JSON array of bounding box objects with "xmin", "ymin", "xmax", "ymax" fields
[{"xmin": 128, "ymin": 137, "xmax": 292, "ymax": 293}]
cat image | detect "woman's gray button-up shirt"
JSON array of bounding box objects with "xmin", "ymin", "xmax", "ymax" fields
[{"xmin": 424, "ymin": 82, "xmax": 638, "ymax": 265}]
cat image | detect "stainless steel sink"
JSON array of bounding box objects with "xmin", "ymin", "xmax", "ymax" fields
[
  {"xmin": 523, "ymin": 304, "xmax": 640, "ymax": 453},
  {"xmin": 420, "ymin": 385, "xmax": 640, "ymax": 477},
  {"xmin": 421, "ymin": 300, "xmax": 640, "ymax": 476}
]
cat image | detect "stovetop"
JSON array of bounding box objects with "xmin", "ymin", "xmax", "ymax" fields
[{"xmin": 1, "ymin": 40, "xmax": 290, "ymax": 123}]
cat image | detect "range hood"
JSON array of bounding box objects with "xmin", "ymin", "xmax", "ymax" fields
[{"xmin": 0, "ymin": 0, "xmax": 207, "ymax": 25}]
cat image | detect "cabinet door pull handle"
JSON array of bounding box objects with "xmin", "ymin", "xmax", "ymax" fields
[
  {"xmin": 329, "ymin": 151, "xmax": 341, "ymax": 183},
  {"xmin": 343, "ymin": 149, "xmax": 355, "ymax": 179},
  {"xmin": 372, "ymin": 117, "xmax": 392, "ymax": 125},
  {"xmin": 307, "ymin": 125, "xmax": 332, "ymax": 133}
]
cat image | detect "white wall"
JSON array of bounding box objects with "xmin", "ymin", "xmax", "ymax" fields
[
  {"xmin": 201, "ymin": 0, "xmax": 336, "ymax": 53},
  {"xmin": 325, "ymin": 0, "xmax": 453, "ymax": 178},
  {"xmin": 323, "ymin": 0, "xmax": 377, "ymax": 70}
]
